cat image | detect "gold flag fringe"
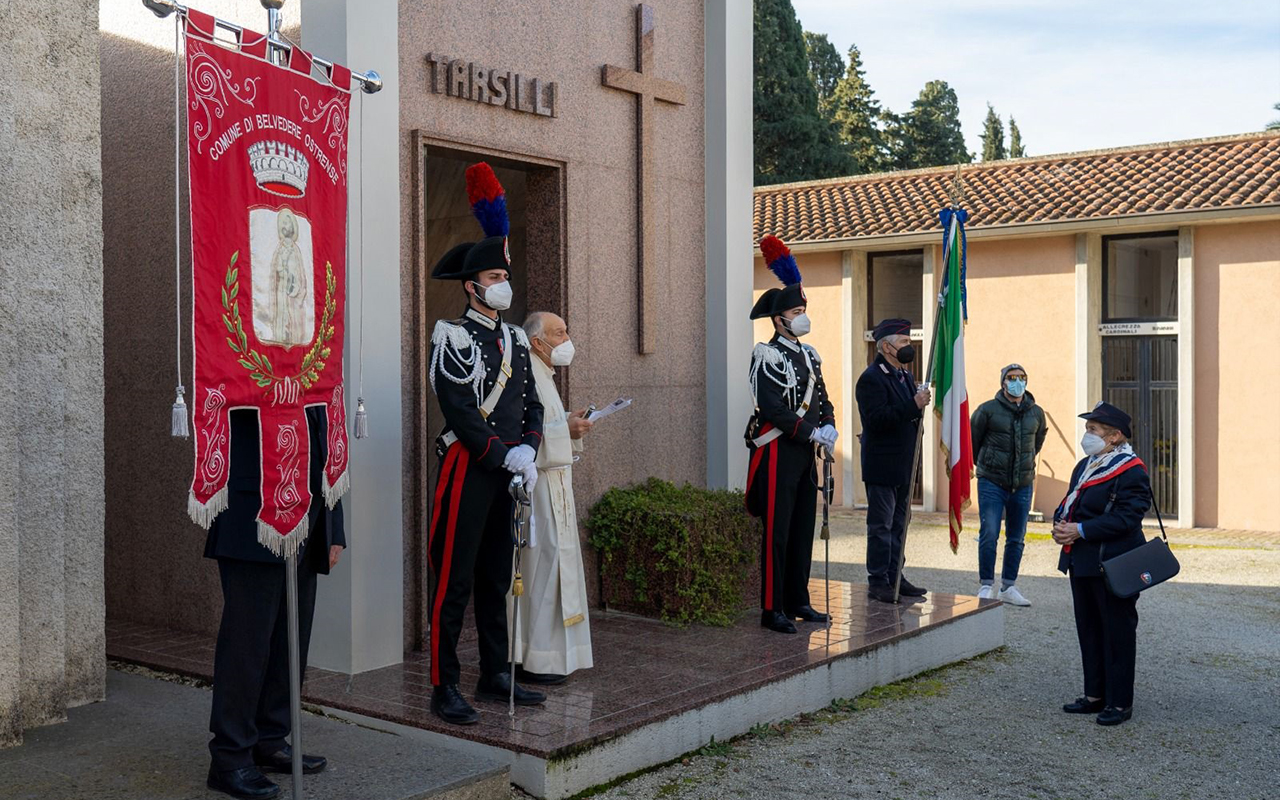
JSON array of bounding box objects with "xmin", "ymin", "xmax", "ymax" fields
[{"xmin": 188, "ymin": 487, "xmax": 228, "ymax": 529}]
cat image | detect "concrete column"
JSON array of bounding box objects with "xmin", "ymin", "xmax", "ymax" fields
[
  {"xmin": 1074, "ymin": 233, "xmax": 1102, "ymax": 456},
  {"xmin": 1177, "ymin": 227, "xmax": 1196, "ymax": 527},
  {"xmin": 704, "ymin": 0, "xmax": 754, "ymax": 490},
  {"xmin": 849, "ymin": 251, "xmax": 868, "ymax": 505},
  {"xmin": 303, "ymin": 0, "xmax": 403, "ymax": 674},
  {"xmin": 840, "ymin": 250, "xmax": 856, "ymax": 505},
  {"xmin": 921, "ymin": 244, "xmax": 938, "ymax": 511}
]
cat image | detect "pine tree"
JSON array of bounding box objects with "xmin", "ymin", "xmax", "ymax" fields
[
  {"xmin": 892, "ymin": 80, "xmax": 971, "ymax": 169},
  {"xmin": 980, "ymin": 103, "xmax": 1007, "ymax": 161},
  {"xmin": 1009, "ymin": 117, "xmax": 1026, "ymax": 158},
  {"xmin": 1267, "ymin": 102, "xmax": 1280, "ymax": 131},
  {"xmin": 804, "ymin": 32, "xmax": 844, "ymax": 117},
  {"xmin": 828, "ymin": 44, "xmax": 887, "ymax": 173},
  {"xmin": 754, "ymin": 0, "xmax": 853, "ymax": 184}
]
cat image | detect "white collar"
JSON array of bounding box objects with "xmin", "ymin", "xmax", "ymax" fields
[
  {"xmin": 774, "ymin": 336, "xmax": 800, "ymax": 353},
  {"xmin": 531, "ymin": 354, "xmax": 555, "ymax": 380},
  {"xmin": 465, "ymin": 307, "xmax": 499, "ymax": 330}
]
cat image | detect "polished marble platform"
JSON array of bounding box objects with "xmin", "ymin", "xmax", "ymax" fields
[{"xmin": 107, "ymin": 580, "xmax": 1002, "ymax": 799}]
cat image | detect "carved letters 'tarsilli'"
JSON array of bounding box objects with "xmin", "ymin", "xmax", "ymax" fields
[{"xmin": 424, "ymin": 53, "xmax": 558, "ymax": 118}]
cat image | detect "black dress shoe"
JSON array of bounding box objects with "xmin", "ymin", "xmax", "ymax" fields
[
  {"xmin": 1062, "ymin": 697, "xmax": 1106, "ymax": 714},
  {"xmin": 1096, "ymin": 706, "xmax": 1133, "ymax": 726},
  {"xmin": 785, "ymin": 605, "xmax": 830, "ymax": 623},
  {"xmin": 897, "ymin": 577, "xmax": 927, "ymax": 597},
  {"xmin": 516, "ymin": 666, "xmax": 569, "ymax": 685},
  {"xmin": 207, "ymin": 766, "xmax": 279, "ymax": 800},
  {"xmin": 253, "ymin": 745, "xmax": 327, "ymax": 775},
  {"xmin": 431, "ymin": 683, "xmax": 480, "ymax": 725},
  {"xmin": 760, "ymin": 610, "xmax": 797, "ymax": 634},
  {"xmin": 475, "ymin": 671, "xmax": 546, "ymax": 706},
  {"xmin": 866, "ymin": 585, "xmax": 900, "ymax": 604}
]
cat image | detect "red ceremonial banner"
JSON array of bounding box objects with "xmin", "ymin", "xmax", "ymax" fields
[{"xmin": 183, "ymin": 15, "xmax": 351, "ymax": 555}]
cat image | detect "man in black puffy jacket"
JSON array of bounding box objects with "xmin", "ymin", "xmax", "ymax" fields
[{"xmin": 969, "ymin": 364, "xmax": 1046, "ymax": 605}]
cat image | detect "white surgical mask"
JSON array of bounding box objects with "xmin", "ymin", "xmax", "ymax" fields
[
  {"xmin": 783, "ymin": 313, "xmax": 811, "ymax": 337},
  {"xmin": 549, "ymin": 338, "xmax": 575, "ymax": 366},
  {"xmin": 475, "ymin": 279, "xmax": 513, "ymax": 311},
  {"xmin": 1081, "ymin": 432, "xmax": 1108, "ymax": 456}
]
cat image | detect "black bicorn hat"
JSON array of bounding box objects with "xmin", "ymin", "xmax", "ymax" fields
[
  {"xmin": 873, "ymin": 318, "xmax": 912, "ymax": 341},
  {"xmin": 750, "ymin": 235, "xmax": 807, "ymax": 320},
  {"xmin": 430, "ymin": 162, "xmax": 513, "ymax": 281},
  {"xmin": 1079, "ymin": 401, "xmax": 1133, "ymax": 439}
]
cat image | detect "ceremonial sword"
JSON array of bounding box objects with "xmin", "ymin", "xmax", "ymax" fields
[
  {"xmin": 819, "ymin": 445, "xmax": 835, "ymax": 630},
  {"xmin": 507, "ymin": 474, "xmax": 533, "ymax": 717}
]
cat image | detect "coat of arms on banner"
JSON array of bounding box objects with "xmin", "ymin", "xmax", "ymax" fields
[{"xmin": 182, "ymin": 10, "xmax": 352, "ymax": 555}]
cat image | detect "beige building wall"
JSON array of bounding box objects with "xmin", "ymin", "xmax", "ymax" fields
[
  {"xmin": 751, "ymin": 251, "xmax": 848, "ymax": 505},
  {"xmin": 1193, "ymin": 220, "xmax": 1280, "ymax": 531}
]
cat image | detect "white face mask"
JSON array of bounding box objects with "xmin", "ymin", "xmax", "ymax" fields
[
  {"xmin": 474, "ymin": 279, "xmax": 513, "ymax": 311},
  {"xmin": 548, "ymin": 338, "xmax": 575, "ymax": 366},
  {"xmin": 1081, "ymin": 432, "xmax": 1108, "ymax": 456},
  {"xmin": 783, "ymin": 313, "xmax": 811, "ymax": 337}
]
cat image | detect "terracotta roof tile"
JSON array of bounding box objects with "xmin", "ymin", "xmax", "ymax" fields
[{"xmin": 753, "ymin": 132, "xmax": 1280, "ymax": 243}]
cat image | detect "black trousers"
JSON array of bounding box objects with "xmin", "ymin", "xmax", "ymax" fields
[
  {"xmin": 428, "ymin": 442, "xmax": 515, "ymax": 687},
  {"xmin": 865, "ymin": 482, "xmax": 910, "ymax": 586},
  {"xmin": 209, "ymin": 555, "xmax": 318, "ymax": 771},
  {"xmin": 1070, "ymin": 574, "xmax": 1139, "ymax": 708},
  {"xmin": 747, "ymin": 439, "xmax": 818, "ymax": 612}
]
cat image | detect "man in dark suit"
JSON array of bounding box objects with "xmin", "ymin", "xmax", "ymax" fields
[
  {"xmin": 205, "ymin": 405, "xmax": 345, "ymax": 800},
  {"xmin": 855, "ymin": 319, "xmax": 931, "ymax": 604}
]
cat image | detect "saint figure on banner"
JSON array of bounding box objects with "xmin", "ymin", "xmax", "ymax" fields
[{"xmin": 251, "ymin": 206, "xmax": 314, "ymax": 349}]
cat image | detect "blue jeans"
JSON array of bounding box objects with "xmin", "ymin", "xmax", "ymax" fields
[{"xmin": 977, "ymin": 477, "xmax": 1033, "ymax": 587}]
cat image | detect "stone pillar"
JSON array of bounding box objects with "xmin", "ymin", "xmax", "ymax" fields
[
  {"xmin": 1177, "ymin": 227, "xmax": 1195, "ymax": 527},
  {"xmin": 0, "ymin": 2, "xmax": 105, "ymax": 745},
  {"xmin": 1074, "ymin": 233, "xmax": 1102, "ymax": 455},
  {"xmin": 303, "ymin": 0, "xmax": 404, "ymax": 674},
  {"xmin": 704, "ymin": 0, "xmax": 754, "ymax": 490}
]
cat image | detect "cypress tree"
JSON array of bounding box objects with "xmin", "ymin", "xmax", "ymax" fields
[
  {"xmin": 980, "ymin": 103, "xmax": 1007, "ymax": 161},
  {"xmin": 828, "ymin": 44, "xmax": 887, "ymax": 173},
  {"xmin": 1009, "ymin": 117, "xmax": 1026, "ymax": 158},
  {"xmin": 804, "ymin": 32, "xmax": 844, "ymax": 116},
  {"xmin": 893, "ymin": 80, "xmax": 971, "ymax": 169},
  {"xmin": 754, "ymin": 0, "xmax": 853, "ymax": 184}
]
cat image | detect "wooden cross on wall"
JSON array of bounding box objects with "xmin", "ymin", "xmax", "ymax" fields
[{"xmin": 602, "ymin": 3, "xmax": 687, "ymax": 354}]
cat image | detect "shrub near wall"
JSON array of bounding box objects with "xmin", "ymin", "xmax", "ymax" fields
[{"xmin": 587, "ymin": 478, "xmax": 759, "ymax": 627}]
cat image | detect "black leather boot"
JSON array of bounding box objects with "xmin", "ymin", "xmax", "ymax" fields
[
  {"xmin": 1096, "ymin": 706, "xmax": 1133, "ymax": 726},
  {"xmin": 206, "ymin": 766, "xmax": 280, "ymax": 800},
  {"xmin": 431, "ymin": 683, "xmax": 480, "ymax": 725},
  {"xmin": 760, "ymin": 610, "xmax": 797, "ymax": 634},
  {"xmin": 1062, "ymin": 696, "xmax": 1105, "ymax": 714},
  {"xmin": 867, "ymin": 585, "xmax": 900, "ymax": 604},
  {"xmin": 475, "ymin": 671, "xmax": 546, "ymax": 706},
  {"xmin": 897, "ymin": 576, "xmax": 927, "ymax": 597},
  {"xmin": 785, "ymin": 605, "xmax": 831, "ymax": 623},
  {"xmin": 253, "ymin": 745, "xmax": 327, "ymax": 775}
]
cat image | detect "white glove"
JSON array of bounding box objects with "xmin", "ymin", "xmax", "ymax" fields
[
  {"xmin": 521, "ymin": 462, "xmax": 538, "ymax": 493},
  {"xmin": 818, "ymin": 424, "xmax": 839, "ymax": 449},
  {"xmin": 504, "ymin": 444, "xmax": 536, "ymax": 473},
  {"xmin": 808, "ymin": 428, "xmax": 823, "ymax": 444}
]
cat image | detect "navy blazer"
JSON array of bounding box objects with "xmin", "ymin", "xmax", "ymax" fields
[
  {"xmin": 855, "ymin": 354, "xmax": 923, "ymax": 488},
  {"xmin": 204, "ymin": 405, "xmax": 346, "ymax": 574},
  {"xmin": 1055, "ymin": 456, "xmax": 1151, "ymax": 577}
]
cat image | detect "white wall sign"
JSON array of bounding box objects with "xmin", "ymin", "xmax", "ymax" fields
[{"xmin": 1098, "ymin": 321, "xmax": 1178, "ymax": 336}]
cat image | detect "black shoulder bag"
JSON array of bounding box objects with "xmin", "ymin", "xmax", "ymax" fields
[{"xmin": 1100, "ymin": 487, "xmax": 1180, "ymax": 598}]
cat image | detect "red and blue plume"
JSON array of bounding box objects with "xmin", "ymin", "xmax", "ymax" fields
[
  {"xmin": 465, "ymin": 162, "xmax": 509, "ymax": 238},
  {"xmin": 760, "ymin": 235, "xmax": 801, "ymax": 286}
]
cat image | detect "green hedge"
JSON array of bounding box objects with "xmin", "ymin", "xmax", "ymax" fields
[{"xmin": 587, "ymin": 478, "xmax": 758, "ymax": 627}]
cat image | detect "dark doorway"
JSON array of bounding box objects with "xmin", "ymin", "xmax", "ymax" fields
[
  {"xmin": 1102, "ymin": 336, "xmax": 1178, "ymax": 517},
  {"xmin": 406, "ymin": 135, "xmax": 566, "ymax": 652}
]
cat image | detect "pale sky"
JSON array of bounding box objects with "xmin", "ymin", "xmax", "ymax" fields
[{"xmin": 791, "ymin": 0, "xmax": 1280, "ymax": 158}]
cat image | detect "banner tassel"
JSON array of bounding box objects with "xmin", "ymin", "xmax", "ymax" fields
[
  {"xmin": 188, "ymin": 486, "xmax": 228, "ymax": 529},
  {"xmin": 258, "ymin": 516, "xmax": 309, "ymax": 559},
  {"xmin": 171, "ymin": 385, "xmax": 190, "ymax": 438},
  {"xmin": 354, "ymin": 397, "xmax": 368, "ymax": 439}
]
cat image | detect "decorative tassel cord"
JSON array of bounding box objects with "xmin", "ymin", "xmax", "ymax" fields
[
  {"xmin": 171, "ymin": 15, "xmax": 189, "ymax": 438},
  {"xmin": 354, "ymin": 89, "xmax": 369, "ymax": 439}
]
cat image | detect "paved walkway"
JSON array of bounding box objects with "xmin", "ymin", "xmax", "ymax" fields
[
  {"xmin": 0, "ymin": 670, "xmax": 507, "ymax": 800},
  {"xmin": 576, "ymin": 517, "xmax": 1279, "ymax": 800}
]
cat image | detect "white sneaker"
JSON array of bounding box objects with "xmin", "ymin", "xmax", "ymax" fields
[
  {"xmin": 977, "ymin": 584, "xmax": 995, "ymax": 600},
  {"xmin": 998, "ymin": 585, "xmax": 1031, "ymax": 606}
]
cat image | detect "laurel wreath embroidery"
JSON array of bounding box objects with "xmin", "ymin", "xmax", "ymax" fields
[{"xmin": 222, "ymin": 251, "xmax": 337, "ymax": 393}]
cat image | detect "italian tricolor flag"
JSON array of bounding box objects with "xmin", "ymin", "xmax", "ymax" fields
[{"xmin": 933, "ymin": 209, "xmax": 973, "ymax": 553}]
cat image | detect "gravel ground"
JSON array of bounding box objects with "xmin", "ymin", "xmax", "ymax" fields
[{"xmin": 550, "ymin": 518, "xmax": 1280, "ymax": 800}]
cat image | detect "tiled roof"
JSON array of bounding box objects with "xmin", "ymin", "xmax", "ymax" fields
[{"xmin": 753, "ymin": 132, "xmax": 1280, "ymax": 244}]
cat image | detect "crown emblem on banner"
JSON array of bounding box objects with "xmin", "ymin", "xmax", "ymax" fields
[{"xmin": 247, "ymin": 140, "xmax": 310, "ymax": 198}]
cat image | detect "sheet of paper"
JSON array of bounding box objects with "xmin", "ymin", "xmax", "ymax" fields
[{"xmin": 586, "ymin": 397, "xmax": 633, "ymax": 423}]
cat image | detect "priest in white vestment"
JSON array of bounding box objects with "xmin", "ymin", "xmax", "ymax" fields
[{"xmin": 511, "ymin": 312, "xmax": 594, "ymax": 683}]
